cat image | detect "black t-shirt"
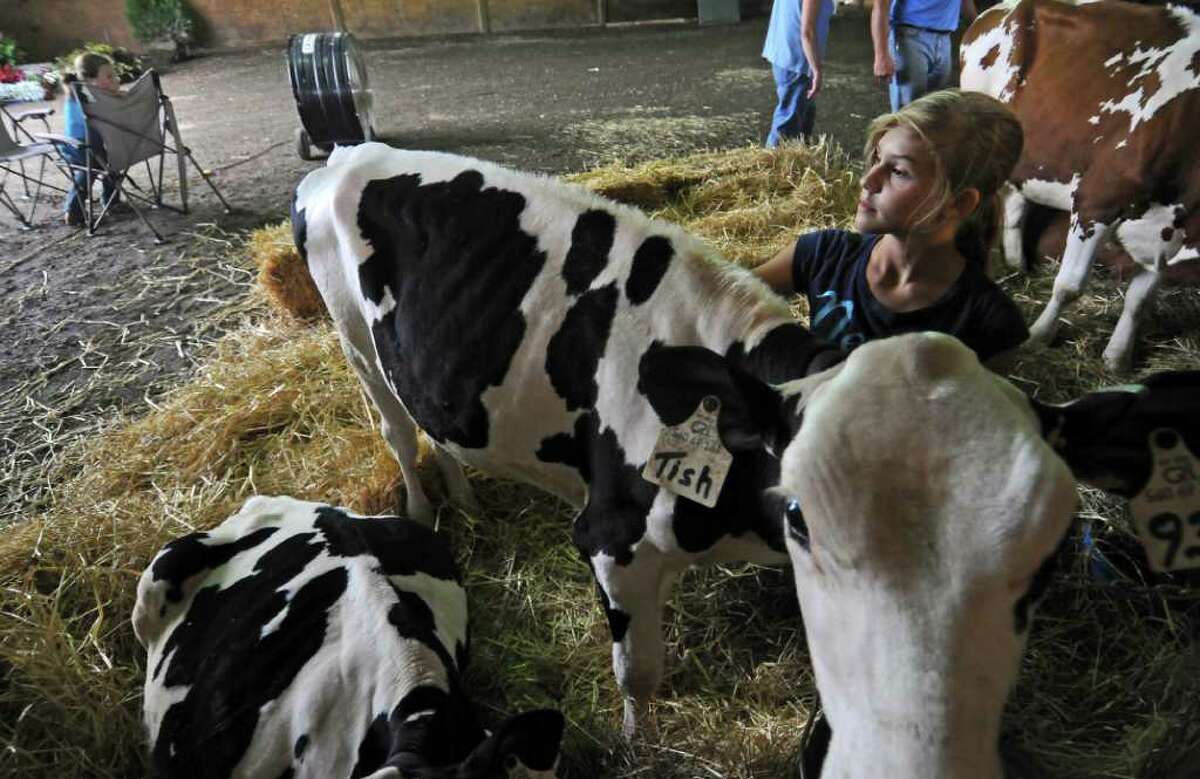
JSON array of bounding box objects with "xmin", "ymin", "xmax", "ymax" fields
[{"xmin": 792, "ymin": 229, "xmax": 1028, "ymax": 361}]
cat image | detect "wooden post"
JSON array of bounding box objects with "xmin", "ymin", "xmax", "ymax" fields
[
  {"xmin": 477, "ymin": 0, "xmax": 492, "ymax": 33},
  {"xmin": 329, "ymin": 0, "xmax": 347, "ymax": 31},
  {"xmin": 596, "ymin": 0, "xmax": 608, "ymax": 24}
]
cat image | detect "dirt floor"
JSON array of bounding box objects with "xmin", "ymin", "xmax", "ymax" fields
[{"xmin": 0, "ymin": 12, "xmax": 889, "ymax": 519}]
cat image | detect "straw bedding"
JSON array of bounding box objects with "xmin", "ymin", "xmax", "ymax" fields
[{"xmin": 1, "ymin": 142, "xmax": 1196, "ymax": 778}]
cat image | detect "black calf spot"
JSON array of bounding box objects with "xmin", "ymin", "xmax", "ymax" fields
[
  {"xmin": 314, "ymin": 506, "xmax": 460, "ymax": 582},
  {"xmin": 535, "ymin": 431, "xmax": 580, "ymax": 470},
  {"xmin": 549, "ymin": 414, "xmax": 656, "ymax": 566},
  {"xmin": 151, "ymin": 550, "xmax": 347, "ymax": 778},
  {"xmin": 670, "ymin": 447, "xmax": 787, "ymax": 554},
  {"xmin": 351, "ymin": 712, "xmax": 391, "ymax": 778},
  {"xmin": 356, "ymin": 170, "xmax": 546, "ymax": 449},
  {"xmin": 625, "ymin": 235, "xmax": 673, "ymax": 305},
  {"xmin": 545, "ymin": 283, "xmax": 619, "ymax": 411},
  {"xmin": 150, "ymin": 526, "xmax": 279, "ymax": 607},
  {"xmin": 592, "ymin": 573, "xmax": 632, "ymax": 643},
  {"xmin": 563, "ymin": 209, "xmax": 616, "ymax": 295},
  {"xmin": 293, "ymin": 734, "xmax": 309, "ymax": 760},
  {"xmin": 606, "ymin": 607, "xmax": 632, "ymax": 644}
]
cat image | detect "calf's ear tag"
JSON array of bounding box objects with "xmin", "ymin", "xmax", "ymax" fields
[
  {"xmin": 642, "ymin": 394, "xmax": 732, "ymax": 509},
  {"xmin": 1130, "ymin": 428, "xmax": 1200, "ymax": 573}
]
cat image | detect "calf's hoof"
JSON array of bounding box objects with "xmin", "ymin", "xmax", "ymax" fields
[
  {"xmin": 1027, "ymin": 313, "xmax": 1060, "ymax": 347},
  {"xmin": 622, "ymin": 697, "xmax": 652, "ymax": 741},
  {"xmin": 1102, "ymin": 343, "xmax": 1134, "ymax": 375}
]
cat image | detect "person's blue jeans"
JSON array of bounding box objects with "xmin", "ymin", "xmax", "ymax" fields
[
  {"xmin": 59, "ymin": 143, "xmax": 119, "ymax": 220},
  {"xmin": 889, "ymin": 25, "xmax": 953, "ymax": 111},
  {"xmin": 767, "ymin": 65, "xmax": 816, "ymax": 147}
]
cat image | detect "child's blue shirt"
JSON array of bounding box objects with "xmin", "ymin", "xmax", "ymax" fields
[
  {"xmin": 791, "ymin": 229, "xmax": 1028, "ymax": 360},
  {"xmin": 64, "ymin": 90, "xmax": 87, "ymax": 142}
]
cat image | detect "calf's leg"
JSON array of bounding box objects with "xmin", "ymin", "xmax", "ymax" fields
[
  {"xmin": 1103, "ymin": 266, "xmax": 1161, "ymax": 373},
  {"xmin": 1001, "ymin": 185, "xmax": 1028, "ymax": 271},
  {"xmin": 590, "ymin": 547, "xmax": 675, "ymax": 739},
  {"xmin": 1029, "ymin": 215, "xmax": 1112, "ymax": 346},
  {"xmin": 431, "ymin": 444, "xmax": 481, "ymax": 514},
  {"xmin": 339, "ymin": 337, "xmax": 437, "ymax": 524}
]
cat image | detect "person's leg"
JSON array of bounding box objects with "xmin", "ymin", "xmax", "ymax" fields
[
  {"xmin": 927, "ymin": 29, "xmax": 954, "ymax": 93},
  {"xmin": 93, "ymin": 137, "xmax": 120, "ymax": 208},
  {"xmin": 767, "ymin": 66, "xmax": 813, "ymax": 147},
  {"xmin": 798, "ymin": 75, "xmax": 817, "ymax": 140},
  {"xmin": 59, "ymin": 146, "xmax": 87, "ymax": 223},
  {"xmin": 889, "ymin": 25, "xmax": 930, "ymax": 110}
]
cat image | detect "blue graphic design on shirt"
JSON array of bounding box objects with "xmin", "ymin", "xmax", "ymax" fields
[{"xmin": 812, "ymin": 290, "xmax": 866, "ymax": 351}]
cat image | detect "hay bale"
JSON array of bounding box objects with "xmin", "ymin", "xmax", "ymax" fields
[
  {"xmin": 250, "ymin": 223, "xmax": 328, "ymax": 323},
  {"xmin": 569, "ymin": 141, "xmax": 859, "ymax": 269}
]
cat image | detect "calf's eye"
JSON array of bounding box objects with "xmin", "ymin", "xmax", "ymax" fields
[{"xmin": 784, "ymin": 498, "xmax": 809, "ymax": 550}]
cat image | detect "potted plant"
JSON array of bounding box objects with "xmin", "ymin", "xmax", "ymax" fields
[{"xmin": 125, "ymin": 0, "xmax": 196, "ymax": 62}]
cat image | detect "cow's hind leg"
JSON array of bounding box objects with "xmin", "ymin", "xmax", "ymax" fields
[
  {"xmin": 1001, "ymin": 184, "xmax": 1028, "ymax": 271},
  {"xmin": 589, "ymin": 547, "xmax": 676, "ymax": 739},
  {"xmin": 1029, "ymin": 216, "xmax": 1112, "ymax": 346},
  {"xmin": 430, "ymin": 445, "xmax": 481, "ymax": 514},
  {"xmin": 341, "ymin": 341, "xmax": 437, "ymax": 525},
  {"xmin": 1103, "ymin": 266, "xmax": 1161, "ymax": 373}
]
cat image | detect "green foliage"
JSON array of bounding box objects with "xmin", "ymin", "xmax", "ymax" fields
[
  {"xmin": 55, "ymin": 43, "xmax": 145, "ymax": 84},
  {"xmin": 124, "ymin": 0, "xmax": 195, "ymax": 44},
  {"xmin": 0, "ymin": 34, "xmax": 23, "ymax": 66}
]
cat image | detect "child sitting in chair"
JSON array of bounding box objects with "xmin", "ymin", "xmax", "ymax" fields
[{"xmin": 60, "ymin": 52, "xmax": 124, "ymax": 226}]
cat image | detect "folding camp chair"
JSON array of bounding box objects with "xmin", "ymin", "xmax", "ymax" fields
[
  {"xmin": 0, "ymin": 103, "xmax": 68, "ymax": 229},
  {"xmin": 38, "ymin": 69, "xmax": 231, "ymax": 243}
]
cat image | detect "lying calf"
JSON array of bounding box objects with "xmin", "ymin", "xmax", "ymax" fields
[{"xmin": 133, "ymin": 494, "xmax": 563, "ymax": 778}]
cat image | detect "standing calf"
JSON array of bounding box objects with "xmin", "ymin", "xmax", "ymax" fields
[
  {"xmin": 134, "ymin": 495, "xmax": 564, "ymax": 778},
  {"xmin": 960, "ymin": 0, "xmax": 1200, "ymax": 371},
  {"xmin": 292, "ymin": 143, "xmax": 1199, "ymax": 776}
]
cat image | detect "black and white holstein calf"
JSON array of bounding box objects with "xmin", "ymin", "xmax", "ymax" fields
[
  {"xmin": 292, "ymin": 144, "xmax": 1200, "ymax": 778},
  {"xmin": 134, "ymin": 495, "xmax": 564, "ymax": 779}
]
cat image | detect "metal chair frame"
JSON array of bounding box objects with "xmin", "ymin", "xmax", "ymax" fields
[
  {"xmin": 37, "ymin": 71, "xmax": 231, "ymax": 243},
  {"xmin": 0, "ymin": 103, "xmax": 68, "ymax": 229}
]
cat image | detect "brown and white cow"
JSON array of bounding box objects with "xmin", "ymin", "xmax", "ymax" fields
[
  {"xmin": 292, "ymin": 143, "xmax": 1200, "ymax": 776},
  {"xmin": 960, "ymin": 0, "xmax": 1200, "ymax": 372}
]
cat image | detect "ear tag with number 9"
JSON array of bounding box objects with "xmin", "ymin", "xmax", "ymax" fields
[
  {"xmin": 642, "ymin": 395, "xmax": 732, "ymax": 508},
  {"xmin": 1129, "ymin": 428, "xmax": 1200, "ymax": 573}
]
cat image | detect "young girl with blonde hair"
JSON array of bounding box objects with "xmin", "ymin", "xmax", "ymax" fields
[{"xmin": 755, "ymin": 88, "xmax": 1027, "ymax": 368}]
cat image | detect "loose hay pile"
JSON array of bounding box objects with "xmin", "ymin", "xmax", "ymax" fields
[{"xmin": 1, "ymin": 142, "xmax": 1197, "ymax": 778}]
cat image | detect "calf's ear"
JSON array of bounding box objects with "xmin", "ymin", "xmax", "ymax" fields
[
  {"xmin": 1030, "ymin": 371, "xmax": 1200, "ymax": 497},
  {"xmin": 637, "ymin": 342, "xmax": 793, "ymax": 453},
  {"xmin": 457, "ymin": 708, "xmax": 564, "ymax": 778}
]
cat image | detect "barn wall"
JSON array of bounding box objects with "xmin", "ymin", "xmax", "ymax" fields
[
  {"xmin": 2, "ymin": 0, "xmax": 138, "ymax": 61},
  {"xmin": 489, "ymin": 0, "xmax": 597, "ymax": 32},
  {"xmin": 3, "ymin": 0, "xmax": 769, "ymax": 61}
]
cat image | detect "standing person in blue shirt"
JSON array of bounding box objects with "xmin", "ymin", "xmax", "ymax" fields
[
  {"xmin": 762, "ymin": 0, "xmax": 836, "ymax": 146},
  {"xmin": 753, "ymin": 89, "xmax": 1027, "ymax": 369},
  {"xmin": 59, "ymin": 52, "xmax": 124, "ymax": 226},
  {"xmin": 871, "ymin": 0, "xmax": 977, "ymax": 111}
]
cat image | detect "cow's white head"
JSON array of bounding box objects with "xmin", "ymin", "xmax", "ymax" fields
[
  {"xmin": 639, "ymin": 330, "xmax": 1199, "ymax": 778},
  {"xmin": 778, "ymin": 334, "xmax": 1074, "ymax": 779}
]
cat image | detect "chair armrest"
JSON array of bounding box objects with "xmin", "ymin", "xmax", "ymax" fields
[
  {"xmin": 34, "ymin": 132, "xmax": 82, "ymax": 148},
  {"xmin": 11, "ymin": 107, "xmax": 55, "ymax": 123}
]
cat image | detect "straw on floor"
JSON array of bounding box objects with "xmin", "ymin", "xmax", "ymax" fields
[{"xmin": 1, "ymin": 141, "xmax": 1197, "ymax": 779}]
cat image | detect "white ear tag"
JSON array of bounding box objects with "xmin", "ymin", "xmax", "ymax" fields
[
  {"xmin": 642, "ymin": 395, "xmax": 733, "ymax": 508},
  {"xmin": 1129, "ymin": 428, "xmax": 1200, "ymax": 573}
]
